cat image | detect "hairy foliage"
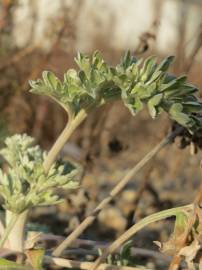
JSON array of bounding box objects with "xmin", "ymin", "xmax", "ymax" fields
[
  {"xmin": 1, "ymin": 51, "xmax": 202, "ymax": 269},
  {"xmin": 0, "ymin": 134, "xmax": 79, "ymax": 213},
  {"xmin": 30, "ymin": 51, "xmax": 202, "ymax": 130}
]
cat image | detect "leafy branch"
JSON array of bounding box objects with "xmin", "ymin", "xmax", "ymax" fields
[
  {"xmin": 29, "ymin": 51, "xmax": 202, "ymax": 182},
  {"xmin": 30, "ymin": 51, "xmax": 202, "ymax": 131}
]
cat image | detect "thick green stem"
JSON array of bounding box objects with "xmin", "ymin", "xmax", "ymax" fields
[
  {"xmin": 43, "ymin": 109, "xmax": 87, "ymax": 173},
  {"xmin": 91, "ymin": 204, "xmax": 193, "ymax": 270},
  {"xmin": 0, "ymin": 109, "xmax": 85, "ymax": 253},
  {"xmin": 4, "ymin": 210, "xmax": 28, "ymax": 252},
  {"xmin": 0, "ymin": 215, "xmax": 5, "ymax": 236},
  {"xmin": 0, "ymin": 110, "xmax": 86, "ymax": 252},
  {"xmin": 0, "ymin": 213, "xmax": 18, "ymax": 248}
]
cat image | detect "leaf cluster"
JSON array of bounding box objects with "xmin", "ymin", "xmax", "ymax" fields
[
  {"xmin": 115, "ymin": 52, "xmax": 202, "ymax": 130},
  {"xmin": 30, "ymin": 51, "xmax": 202, "ymax": 131},
  {"xmin": 29, "ymin": 52, "xmax": 120, "ymax": 116},
  {"xmin": 0, "ymin": 134, "xmax": 79, "ymax": 213}
]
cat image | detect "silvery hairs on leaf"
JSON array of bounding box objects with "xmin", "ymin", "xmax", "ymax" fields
[
  {"xmin": 29, "ymin": 51, "xmax": 202, "ymax": 131},
  {"xmin": 29, "ymin": 51, "xmax": 121, "ymax": 116},
  {"xmin": 0, "ymin": 134, "xmax": 80, "ymax": 214}
]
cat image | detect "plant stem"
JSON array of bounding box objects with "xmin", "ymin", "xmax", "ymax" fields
[
  {"xmin": 168, "ymin": 180, "xmax": 202, "ymax": 270},
  {"xmin": 5, "ymin": 210, "xmax": 28, "ymax": 252},
  {"xmin": 0, "ymin": 216, "xmax": 5, "ymax": 237},
  {"xmin": 0, "ymin": 213, "xmax": 18, "ymax": 248},
  {"xmin": 43, "ymin": 109, "xmax": 87, "ymax": 173},
  {"xmin": 91, "ymin": 204, "xmax": 193, "ymax": 270},
  {"xmin": 53, "ymin": 128, "xmax": 182, "ymax": 257},
  {"xmin": 0, "ymin": 110, "xmax": 86, "ymax": 252}
]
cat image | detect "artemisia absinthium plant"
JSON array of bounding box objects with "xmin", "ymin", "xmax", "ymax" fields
[
  {"xmin": 0, "ymin": 51, "xmax": 202, "ymax": 268},
  {"xmin": 30, "ymin": 51, "xmax": 202, "ymax": 130}
]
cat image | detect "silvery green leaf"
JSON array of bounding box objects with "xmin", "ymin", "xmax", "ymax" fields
[
  {"xmin": 75, "ymin": 52, "xmax": 91, "ymax": 76},
  {"xmin": 131, "ymin": 83, "xmax": 146, "ymax": 95},
  {"xmin": 148, "ymin": 94, "xmax": 163, "ymax": 118},
  {"xmin": 156, "ymin": 56, "xmax": 175, "ymax": 72},
  {"xmin": 0, "ymin": 134, "xmax": 80, "ymax": 213},
  {"xmin": 121, "ymin": 51, "xmax": 133, "ymax": 70},
  {"xmin": 169, "ymin": 103, "xmax": 183, "ymax": 114},
  {"xmin": 140, "ymin": 55, "xmax": 156, "ymax": 81},
  {"xmin": 42, "ymin": 71, "xmax": 58, "ymax": 89},
  {"xmin": 146, "ymin": 70, "xmax": 163, "ymax": 84},
  {"xmin": 171, "ymin": 113, "xmax": 192, "ymax": 127},
  {"xmin": 164, "ymin": 86, "xmax": 197, "ymax": 99},
  {"xmin": 169, "ymin": 103, "xmax": 193, "ymax": 127},
  {"xmin": 133, "ymin": 97, "xmax": 143, "ymax": 114},
  {"xmin": 129, "ymin": 63, "xmax": 139, "ymax": 78},
  {"xmin": 182, "ymin": 101, "xmax": 202, "ymax": 113},
  {"xmin": 92, "ymin": 51, "xmax": 105, "ymax": 69},
  {"xmin": 161, "ymin": 76, "xmax": 187, "ymax": 92},
  {"xmin": 163, "ymin": 73, "xmax": 177, "ymax": 84}
]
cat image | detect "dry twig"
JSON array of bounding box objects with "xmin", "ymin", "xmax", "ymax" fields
[{"xmin": 53, "ymin": 128, "xmax": 183, "ymax": 257}]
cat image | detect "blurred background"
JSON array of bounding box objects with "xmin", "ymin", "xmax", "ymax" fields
[{"xmin": 1, "ymin": 0, "xmax": 202, "ymax": 268}]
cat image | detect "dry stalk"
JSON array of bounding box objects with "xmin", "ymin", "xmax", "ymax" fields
[
  {"xmin": 53, "ymin": 128, "xmax": 182, "ymax": 257},
  {"xmin": 126, "ymin": 165, "xmax": 154, "ymax": 229},
  {"xmin": 91, "ymin": 204, "xmax": 193, "ymax": 270}
]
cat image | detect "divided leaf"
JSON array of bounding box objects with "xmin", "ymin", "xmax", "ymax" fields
[
  {"xmin": 0, "ymin": 134, "xmax": 80, "ymax": 213},
  {"xmin": 29, "ymin": 51, "xmax": 202, "ymax": 131},
  {"xmin": 148, "ymin": 94, "xmax": 163, "ymax": 118}
]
